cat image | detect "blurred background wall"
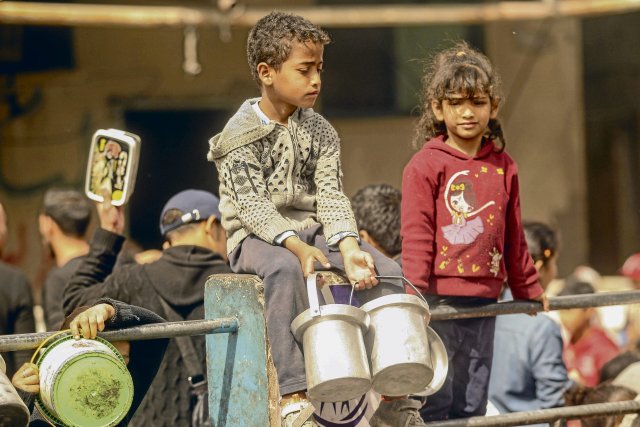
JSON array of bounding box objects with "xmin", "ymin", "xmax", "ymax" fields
[{"xmin": 1, "ymin": 0, "xmax": 638, "ymax": 298}]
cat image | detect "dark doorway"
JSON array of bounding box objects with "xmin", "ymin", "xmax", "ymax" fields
[{"xmin": 124, "ymin": 109, "xmax": 230, "ymax": 250}]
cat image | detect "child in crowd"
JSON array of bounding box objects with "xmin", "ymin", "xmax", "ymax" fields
[
  {"xmin": 489, "ymin": 222, "xmax": 570, "ymax": 424},
  {"xmin": 208, "ymin": 11, "xmax": 419, "ymax": 427},
  {"xmin": 351, "ymin": 184, "xmax": 402, "ymax": 263},
  {"xmin": 564, "ymin": 383, "xmax": 636, "ymax": 427},
  {"xmin": 401, "ymin": 41, "xmax": 548, "ymax": 421},
  {"xmin": 558, "ymin": 279, "xmax": 620, "ymax": 387}
]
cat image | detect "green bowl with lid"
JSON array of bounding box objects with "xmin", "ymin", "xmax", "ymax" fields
[{"xmin": 34, "ymin": 333, "xmax": 133, "ymax": 427}]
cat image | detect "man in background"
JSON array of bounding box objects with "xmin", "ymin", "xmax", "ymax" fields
[
  {"xmin": 0, "ymin": 201, "xmax": 35, "ymax": 377},
  {"xmin": 38, "ymin": 188, "xmax": 91, "ymax": 330},
  {"xmin": 63, "ymin": 189, "xmax": 231, "ymax": 426}
]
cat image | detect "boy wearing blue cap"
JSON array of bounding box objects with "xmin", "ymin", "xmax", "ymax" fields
[{"xmin": 62, "ymin": 189, "xmax": 231, "ymax": 425}]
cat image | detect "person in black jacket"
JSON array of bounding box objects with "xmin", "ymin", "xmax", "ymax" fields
[
  {"xmin": 0, "ymin": 201, "xmax": 36, "ymax": 378},
  {"xmin": 62, "ymin": 189, "xmax": 231, "ymax": 427}
]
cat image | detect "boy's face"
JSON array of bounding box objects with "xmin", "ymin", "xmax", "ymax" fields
[{"xmin": 259, "ymin": 40, "xmax": 324, "ymax": 115}]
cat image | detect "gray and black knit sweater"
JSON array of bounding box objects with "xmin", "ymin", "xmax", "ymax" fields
[{"xmin": 208, "ymin": 98, "xmax": 358, "ymax": 253}]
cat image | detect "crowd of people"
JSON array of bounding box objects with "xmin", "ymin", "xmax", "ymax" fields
[{"xmin": 0, "ymin": 9, "xmax": 639, "ymax": 427}]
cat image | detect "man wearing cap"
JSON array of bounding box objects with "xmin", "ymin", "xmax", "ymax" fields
[{"xmin": 62, "ymin": 189, "xmax": 230, "ymax": 426}]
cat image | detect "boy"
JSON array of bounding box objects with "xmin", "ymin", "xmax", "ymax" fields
[
  {"xmin": 208, "ymin": 11, "xmax": 421, "ymax": 427},
  {"xmin": 351, "ymin": 184, "xmax": 402, "ymax": 263}
]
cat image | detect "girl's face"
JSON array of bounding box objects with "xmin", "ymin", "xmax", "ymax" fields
[{"xmin": 432, "ymin": 91, "xmax": 498, "ymax": 147}]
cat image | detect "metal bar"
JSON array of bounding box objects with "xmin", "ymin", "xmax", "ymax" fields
[
  {"xmin": 426, "ymin": 400, "xmax": 640, "ymax": 426},
  {"xmin": 1, "ymin": 1, "xmax": 640, "ymax": 29},
  {"xmin": 430, "ymin": 290, "xmax": 640, "ymax": 321},
  {"xmin": 0, "ymin": 317, "xmax": 239, "ymax": 352}
]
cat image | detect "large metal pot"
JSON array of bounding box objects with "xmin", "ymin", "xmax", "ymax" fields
[
  {"xmin": 291, "ymin": 273, "xmax": 371, "ymax": 402},
  {"xmin": 361, "ymin": 276, "xmax": 442, "ymax": 397}
]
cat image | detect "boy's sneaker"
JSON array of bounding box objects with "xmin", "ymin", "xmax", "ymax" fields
[
  {"xmin": 281, "ymin": 400, "xmax": 316, "ymax": 427},
  {"xmin": 370, "ymin": 398, "xmax": 427, "ymax": 427}
]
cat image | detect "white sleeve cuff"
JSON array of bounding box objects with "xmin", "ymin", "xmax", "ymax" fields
[
  {"xmin": 326, "ymin": 231, "xmax": 360, "ymax": 251},
  {"xmin": 274, "ymin": 230, "xmax": 298, "ymax": 246}
]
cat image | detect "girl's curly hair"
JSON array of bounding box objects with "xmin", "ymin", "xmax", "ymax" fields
[
  {"xmin": 413, "ymin": 41, "xmax": 505, "ymax": 151},
  {"xmin": 247, "ymin": 11, "xmax": 331, "ymax": 86}
]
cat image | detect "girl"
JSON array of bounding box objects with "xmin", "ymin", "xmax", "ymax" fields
[{"xmin": 401, "ymin": 41, "xmax": 548, "ymax": 421}]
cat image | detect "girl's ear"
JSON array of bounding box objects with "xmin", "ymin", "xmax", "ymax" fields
[
  {"xmin": 490, "ymin": 98, "xmax": 500, "ymax": 119},
  {"xmin": 431, "ymin": 100, "xmax": 444, "ymax": 121},
  {"xmin": 257, "ymin": 62, "xmax": 273, "ymax": 86}
]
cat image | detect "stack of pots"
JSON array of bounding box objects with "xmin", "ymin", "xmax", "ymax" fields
[{"xmin": 291, "ymin": 273, "xmax": 448, "ymax": 402}]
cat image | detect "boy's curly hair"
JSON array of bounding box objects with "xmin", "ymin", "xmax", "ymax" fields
[
  {"xmin": 247, "ymin": 11, "xmax": 331, "ymax": 85},
  {"xmin": 413, "ymin": 41, "xmax": 505, "ymax": 151},
  {"xmin": 351, "ymin": 184, "xmax": 402, "ymax": 257}
]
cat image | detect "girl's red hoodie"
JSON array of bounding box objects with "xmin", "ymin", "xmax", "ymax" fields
[{"xmin": 401, "ymin": 135, "xmax": 543, "ymax": 300}]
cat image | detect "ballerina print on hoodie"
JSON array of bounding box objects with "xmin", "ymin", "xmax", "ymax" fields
[{"xmin": 442, "ymin": 170, "xmax": 495, "ymax": 246}]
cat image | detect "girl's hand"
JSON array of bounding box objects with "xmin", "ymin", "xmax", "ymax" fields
[
  {"xmin": 284, "ymin": 237, "xmax": 331, "ymax": 277},
  {"xmin": 533, "ymin": 291, "xmax": 550, "ymax": 312},
  {"xmin": 70, "ymin": 303, "xmax": 116, "ymax": 339},
  {"xmin": 97, "ymin": 192, "xmax": 125, "ymax": 235},
  {"xmin": 12, "ymin": 363, "xmax": 40, "ymax": 394}
]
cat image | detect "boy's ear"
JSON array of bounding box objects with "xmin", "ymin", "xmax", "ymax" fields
[
  {"xmin": 38, "ymin": 214, "xmax": 53, "ymax": 237},
  {"xmin": 257, "ymin": 62, "xmax": 273, "ymax": 86},
  {"xmin": 431, "ymin": 100, "xmax": 444, "ymax": 121}
]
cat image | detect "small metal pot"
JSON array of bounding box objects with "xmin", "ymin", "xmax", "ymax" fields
[
  {"xmin": 291, "ymin": 273, "xmax": 371, "ymax": 402},
  {"xmin": 361, "ymin": 276, "xmax": 440, "ymax": 397}
]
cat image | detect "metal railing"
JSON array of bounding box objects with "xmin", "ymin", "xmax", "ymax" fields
[
  {"xmin": 0, "ymin": 317, "xmax": 238, "ymax": 351},
  {"xmin": 427, "ymin": 400, "xmax": 640, "ymax": 426},
  {"xmin": 2, "ymin": 289, "xmax": 640, "ymax": 426}
]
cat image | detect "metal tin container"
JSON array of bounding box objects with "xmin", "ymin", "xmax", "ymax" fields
[
  {"xmin": 85, "ymin": 128, "xmax": 141, "ymax": 206},
  {"xmin": 35, "ymin": 334, "xmax": 133, "ymax": 427},
  {"xmin": 361, "ymin": 292, "xmax": 433, "ymax": 397},
  {"xmin": 291, "ymin": 274, "xmax": 371, "ymax": 402}
]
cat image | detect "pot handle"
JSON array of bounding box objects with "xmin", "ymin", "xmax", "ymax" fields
[
  {"xmin": 307, "ymin": 273, "xmax": 322, "ymax": 318},
  {"xmin": 375, "ymin": 275, "xmax": 429, "ymax": 306}
]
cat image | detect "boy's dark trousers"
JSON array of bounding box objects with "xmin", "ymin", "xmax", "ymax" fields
[
  {"xmin": 419, "ymin": 300, "xmax": 496, "ymax": 421},
  {"xmin": 228, "ymin": 223, "xmax": 404, "ymax": 396}
]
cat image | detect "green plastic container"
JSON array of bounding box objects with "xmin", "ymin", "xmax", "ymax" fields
[{"xmin": 34, "ymin": 334, "xmax": 134, "ymax": 427}]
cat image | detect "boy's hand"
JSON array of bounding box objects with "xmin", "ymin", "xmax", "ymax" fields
[
  {"xmin": 97, "ymin": 192, "xmax": 125, "ymax": 235},
  {"xmin": 12, "ymin": 362, "xmax": 40, "ymax": 394},
  {"xmin": 340, "ymin": 237, "xmax": 378, "ymax": 290},
  {"xmin": 70, "ymin": 303, "xmax": 116, "ymax": 339},
  {"xmin": 284, "ymin": 236, "xmax": 331, "ymax": 277}
]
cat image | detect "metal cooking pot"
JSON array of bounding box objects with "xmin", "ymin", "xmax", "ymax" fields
[
  {"xmin": 291, "ymin": 273, "xmax": 371, "ymax": 402},
  {"xmin": 360, "ymin": 276, "xmax": 445, "ymax": 397}
]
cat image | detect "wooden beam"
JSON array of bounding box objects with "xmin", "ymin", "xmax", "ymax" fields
[{"xmin": 0, "ymin": 0, "xmax": 639, "ymax": 29}]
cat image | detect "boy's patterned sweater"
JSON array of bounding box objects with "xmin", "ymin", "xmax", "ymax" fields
[{"xmin": 208, "ymin": 98, "xmax": 358, "ymax": 253}]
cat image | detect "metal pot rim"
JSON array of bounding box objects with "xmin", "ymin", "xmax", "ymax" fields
[
  {"xmin": 361, "ymin": 294, "xmax": 430, "ymax": 316},
  {"xmin": 291, "ymin": 304, "xmax": 369, "ymax": 342}
]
